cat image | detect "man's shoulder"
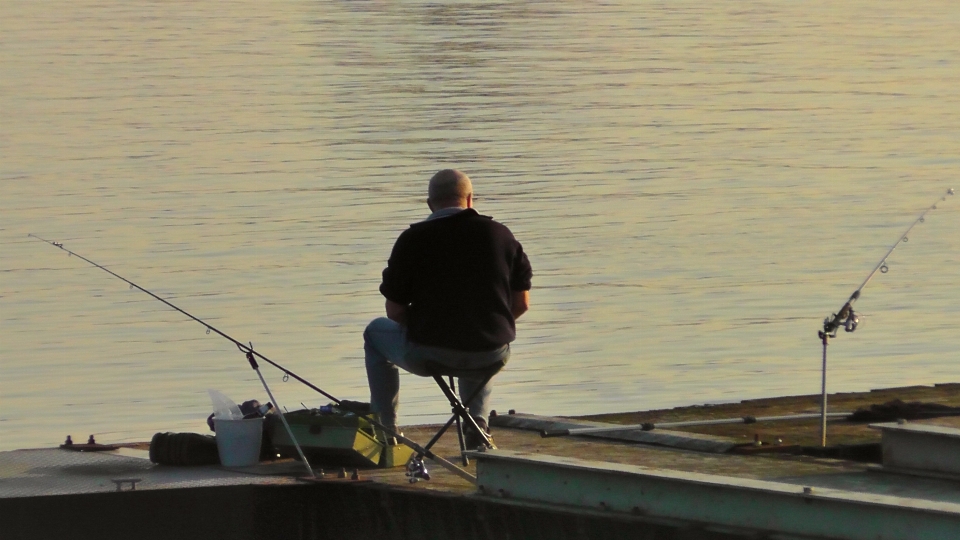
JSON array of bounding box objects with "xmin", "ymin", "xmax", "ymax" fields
[
  {"xmin": 397, "ymin": 210, "xmax": 520, "ymax": 248},
  {"xmin": 405, "ymin": 208, "xmax": 499, "ymax": 230}
]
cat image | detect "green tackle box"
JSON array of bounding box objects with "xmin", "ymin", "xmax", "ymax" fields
[{"xmin": 269, "ymin": 407, "xmax": 384, "ymax": 467}]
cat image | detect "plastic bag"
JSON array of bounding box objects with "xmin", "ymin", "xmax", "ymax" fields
[{"xmin": 207, "ymin": 389, "xmax": 243, "ymax": 421}]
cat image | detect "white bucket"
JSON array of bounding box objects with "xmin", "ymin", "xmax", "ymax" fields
[{"xmin": 214, "ymin": 417, "xmax": 264, "ymax": 467}]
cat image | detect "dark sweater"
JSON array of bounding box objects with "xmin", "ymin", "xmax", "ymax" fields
[{"xmin": 380, "ymin": 209, "xmax": 532, "ymax": 351}]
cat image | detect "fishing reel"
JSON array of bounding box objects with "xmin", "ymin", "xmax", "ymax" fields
[
  {"xmin": 820, "ymin": 298, "xmax": 859, "ymax": 339},
  {"xmin": 838, "ymin": 309, "xmax": 859, "ymax": 333},
  {"xmin": 405, "ymin": 454, "xmax": 430, "ymax": 483},
  {"xmin": 844, "ymin": 311, "xmax": 859, "ymax": 332}
]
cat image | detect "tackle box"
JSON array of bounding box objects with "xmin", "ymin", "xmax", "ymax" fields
[{"xmin": 270, "ymin": 407, "xmax": 382, "ymax": 467}]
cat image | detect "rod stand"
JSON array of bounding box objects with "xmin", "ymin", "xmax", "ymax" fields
[
  {"xmin": 818, "ymin": 330, "xmax": 829, "ymax": 447},
  {"xmin": 240, "ymin": 343, "xmax": 314, "ymax": 478}
]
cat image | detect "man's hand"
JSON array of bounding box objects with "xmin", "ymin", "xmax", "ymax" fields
[
  {"xmin": 511, "ymin": 290, "xmax": 530, "ymax": 319},
  {"xmin": 385, "ymin": 299, "xmax": 408, "ymax": 325}
]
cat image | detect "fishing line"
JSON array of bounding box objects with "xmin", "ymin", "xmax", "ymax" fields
[
  {"xmin": 29, "ymin": 234, "xmax": 478, "ymax": 483},
  {"xmin": 815, "ymin": 187, "xmax": 954, "ymax": 447},
  {"xmin": 28, "ymin": 233, "xmax": 339, "ymax": 404}
]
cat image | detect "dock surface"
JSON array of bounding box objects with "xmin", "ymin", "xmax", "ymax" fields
[{"xmin": 3, "ymin": 383, "xmax": 959, "ymax": 539}]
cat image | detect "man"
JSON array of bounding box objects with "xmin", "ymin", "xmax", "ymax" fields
[{"xmin": 363, "ymin": 169, "xmax": 532, "ymax": 447}]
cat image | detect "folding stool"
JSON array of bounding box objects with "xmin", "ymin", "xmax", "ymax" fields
[{"xmin": 419, "ymin": 359, "xmax": 505, "ymax": 465}]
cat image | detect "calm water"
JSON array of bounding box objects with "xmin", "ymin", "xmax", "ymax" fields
[{"xmin": 2, "ymin": 1, "xmax": 958, "ymax": 451}]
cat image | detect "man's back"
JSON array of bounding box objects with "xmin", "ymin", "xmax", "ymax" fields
[{"xmin": 380, "ymin": 208, "xmax": 532, "ymax": 351}]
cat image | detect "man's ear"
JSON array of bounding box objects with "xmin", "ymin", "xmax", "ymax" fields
[
  {"xmin": 465, "ymin": 193, "xmax": 473, "ymax": 209},
  {"xmin": 427, "ymin": 198, "xmax": 435, "ymax": 212}
]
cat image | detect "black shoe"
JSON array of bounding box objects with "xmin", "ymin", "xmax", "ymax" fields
[{"xmin": 463, "ymin": 417, "xmax": 493, "ymax": 450}]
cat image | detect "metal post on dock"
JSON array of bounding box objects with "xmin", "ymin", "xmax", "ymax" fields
[
  {"xmin": 243, "ymin": 345, "xmax": 315, "ymax": 478},
  {"xmin": 820, "ymin": 332, "xmax": 829, "ymax": 447}
]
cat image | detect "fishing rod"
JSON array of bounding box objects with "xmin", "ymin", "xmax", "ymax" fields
[
  {"xmin": 30, "ymin": 234, "xmax": 478, "ymax": 484},
  {"xmin": 816, "ymin": 188, "xmax": 954, "ymax": 447},
  {"xmin": 28, "ymin": 234, "xmax": 340, "ymax": 404}
]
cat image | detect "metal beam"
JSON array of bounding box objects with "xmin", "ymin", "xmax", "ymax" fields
[
  {"xmin": 490, "ymin": 412, "xmax": 738, "ymax": 453},
  {"xmin": 470, "ymin": 450, "xmax": 960, "ymax": 540}
]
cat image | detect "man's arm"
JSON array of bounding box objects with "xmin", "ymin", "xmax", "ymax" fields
[
  {"xmin": 511, "ymin": 290, "xmax": 530, "ymax": 319},
  {"xmin": 385, "ymin": 299, "xmax": 408, "ymax": 325}
]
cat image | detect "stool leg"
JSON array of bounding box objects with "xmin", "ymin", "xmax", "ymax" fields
[
  {"xmin": 421, "ymin": 375, "xmax": 465, "ymax": 453},
  {"xmin": 431, "ymin": 374, "xmax": 487, "ymax": 448},
  {"xmin": 425, "ymin": 370, "xmax": 499, "ymax": 457},
  {"xmin": 422, "ymin": 414, "xmax": 458, "ymax": 453},
  {"xmin": 442, "ymin": 376, "xmax": 495, "ymax": 450},
  {"xmin": 450, "ymin": 376, "xmax": 469, "ymax": 465}
]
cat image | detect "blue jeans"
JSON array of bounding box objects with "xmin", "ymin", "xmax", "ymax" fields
[{"xmin": 363, "ymin": 317, "xmax": 510, "ymax": 431}]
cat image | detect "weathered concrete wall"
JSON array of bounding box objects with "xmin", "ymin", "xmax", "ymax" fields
[{"xmin": 1, "ymin": 482, "xmax": 754, "ymax": 540}]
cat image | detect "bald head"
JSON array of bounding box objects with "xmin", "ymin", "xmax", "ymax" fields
[{"xmin": 428, "ymin": 169, "xmax": 473, "ymax": 210}]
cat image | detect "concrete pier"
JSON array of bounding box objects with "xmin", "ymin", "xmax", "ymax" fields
[{"xmin": 3, "ymin": 384, "xmax": 958, "ymax": 539}]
